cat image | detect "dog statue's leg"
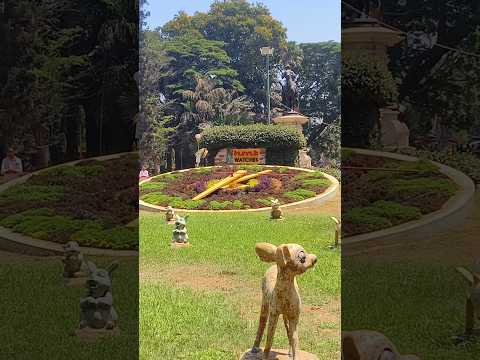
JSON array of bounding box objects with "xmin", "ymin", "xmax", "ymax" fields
[
  {"xmin": 283, "ymin": 316, "xmax": 292, "ymax": 356},
  {"xmin": 466, "ymin": 297, "xmax": 475, "ymax": 336},
  {"xmin": 288, "ymin": 318, "xmax": 299, "ymax": 359},
  {"xmin": 252, "ymin": 298, "xmax": 269, "ymax": 352},
  {"xmin": 264, "ymin": 311, "xmax": 280, "ymax": 359}
]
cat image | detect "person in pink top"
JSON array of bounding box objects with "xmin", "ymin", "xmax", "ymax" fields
[{"xmin": 139, "ymin": 166, "xmax": 149, "ymax": 180}]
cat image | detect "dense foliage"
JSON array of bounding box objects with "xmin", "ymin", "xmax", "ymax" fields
[
  {"xmin": 200, "ymin": 124, "xmax": 306, "ymax": 151},
  {"xmin": 140, "ymin": 0, "xmax": 341, "ymax": 171},
  {"xmin": 1, "ymin": 0, "xmax": 138, "ymax": 162}
]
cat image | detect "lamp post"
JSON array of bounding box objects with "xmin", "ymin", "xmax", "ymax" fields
[{"xmin": 260, "ymin": 46, "xmax": 274, "ymax": 124}]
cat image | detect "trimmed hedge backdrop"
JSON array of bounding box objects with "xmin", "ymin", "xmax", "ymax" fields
[{"xmin": 200, "ymin": 124, "xmax": 307, "ymax": 166}]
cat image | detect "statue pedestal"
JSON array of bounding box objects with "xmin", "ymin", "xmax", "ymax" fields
[
  {"xmin": 74, "ymin": 327, "xmax": 120, "ymax": 342},
  {"xmin": 240, "ymin": 349, "xmax": 318, "ymax": 360},
  {"xmin": 63, "ymin": 276, "xmax": 87, "ymax": 287},
  {"xmin": 171, "ymin": 242, "xmax": 190, "ymax": 249}
]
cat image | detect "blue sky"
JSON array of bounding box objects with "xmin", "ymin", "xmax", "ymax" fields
[{"xmin": 145, "ymin": 0, "xmax": 340, "ymax": 43}]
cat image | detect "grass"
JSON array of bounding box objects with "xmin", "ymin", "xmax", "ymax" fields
[
  {"xmin": 140, "ymin": 211, "xmax": 340, "ymax": 359},
  {"xmin": 342, "ymin": 259, "xmax": 480, "ymax": 360},
  {"xmin": 0, "ymin": 257, "xmax": 138, "ymax": 359}
]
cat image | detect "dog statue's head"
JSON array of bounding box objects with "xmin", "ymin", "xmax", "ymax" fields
[
  {"xmin": 85, "ymin": 262, "xmax": 118, "ymax": 298},
  {"xmin": 175, "ymin": 215, "xmax": 188, "ymax": 230},
  {"xmin": 255, "ymin": 243, "xmax": 317, "ymax": 274},
  {"xmin": 63, "ymin": 241, "xmax": 81, "ymax": 255}
]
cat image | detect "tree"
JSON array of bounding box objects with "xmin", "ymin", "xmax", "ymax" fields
[{"xmin": 161, "ymin": 0, "xmax": 288, "ymax": 109}]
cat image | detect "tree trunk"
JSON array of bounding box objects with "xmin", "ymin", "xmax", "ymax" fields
[{"xmin": 83, "ymin": 96, "xmax": 100, "ymax": 157}]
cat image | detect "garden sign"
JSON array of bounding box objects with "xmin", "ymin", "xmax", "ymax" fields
[{"xmin": 215, "ymin": 148, "xmax": 266, "ymax": 165}]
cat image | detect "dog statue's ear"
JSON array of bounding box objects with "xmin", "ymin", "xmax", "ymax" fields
[
  {"xmin": 255, "ymin": 243, "xmax": 277, "ymax": 263},
  {"xmin": 342, "ymin": 335, "xmax": 361, "ymax": 360},
  {"xmin": 275, "ymin": 245, "xmax": 291, "ymax": 268}
]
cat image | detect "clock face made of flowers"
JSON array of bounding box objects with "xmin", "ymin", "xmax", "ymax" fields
[{"xmin": 139, "ymin": 165, "xmax": 331, "ymax": 211}]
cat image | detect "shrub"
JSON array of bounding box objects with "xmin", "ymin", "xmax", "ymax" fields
[
  {"xmin": 41, "ymin": 164, "xmax": 105, "ymax": 178},
  {"xmin": 0, "ymin": 185, "xmax": 64, "ymax": 202},
  {"xmin": 390, "ymin": 178, "xmax": 457, "ymax": 196},
  {"xmin": 140, "ymin": 192, "xmax": 173, "ymax": 205},
  {"xmin": 200, "ymin": 124, "xmax": 306, "ymax": 150},
  {"xmin": 294, "ymin": 171, "xmax": 325, "ymax": 181},
  {"xmin": 71, "ymin": 225, "xmax": 138, "ymax": 250},
  {"xmin": 232, "ymin": 200, "xmax": 244, "ymax": 209},
  {"xmin": 343, "ymin": 209, "xmax": 393, "ymax": 235},
  {"xmin": 170, "ymin": 198, "xmax": 205, "ymax": 209},
  {"xmin": 302, "ymin": 178, "xmax": 331, "ymax": 188},
  {"xmin": 208, "ymin": 200, "xmax": 233, "ymax": 210},
  {"xmin": 140, "ymin": 182, "xmax": 166, "ymax": 191},
  {"xmin": 284, "ymin": 188, "xmax": 316, "ymax": 201},
  {"xmin": 256, "ymin": 198, "xmax": 273, "ymax": 207}
]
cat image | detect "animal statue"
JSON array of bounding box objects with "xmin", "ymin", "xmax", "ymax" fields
[
  {"xmin": 457, "ymin": 265, "xmax": 480, "ymax": 337},
  {"xmin": 79, "ymin": 262, "xmax": 119, "ymax": 330},
  {"xmin": 270, "ymin": 199, "xmax": 283, "ymax": 220},
  {"xmin": 250, "ymin": 243, "xmax": 317, "ymax": 359},
  {"xmin": 62, "ymin": 241, "xmax": 92, "ymax": 278},
  {"xmin": 172, "ymin": 215, "xmax": 189, "ymax": 244},
  {"xmin": 331, "ymin": 216, "xmax": 341, "ymax": 248},
  {"xmin": 342, "ymin": 331, "xmax": 419, "ymax": 360},
  {"xmin": 165, "ymin": 206, "xmax": 175, "ymax": 223},
  {"xmin": 282, "ymin": 66, "xmax": 299, "ymax": 112}
]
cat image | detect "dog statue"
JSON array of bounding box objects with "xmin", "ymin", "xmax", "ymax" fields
[
  {"xmin": 249, "ymin": 243, "xmax": 317, "ymax": 359},
  {"xmin": 342, "ymin": 331, "xmax": 419, "ymax": 360},
  {"xmin": 457, "ymin": 266, "xmax": 480, "ymax": 337},
  {"xmin": 172, "ymin": 215, "xmax": 189, "ymax": 244},
  {"xmin": 62, "ymin": 241, "xmax": 92, "ymax": 278},
  {"xmin": 270, "ymin": 199, "xmax": 283, "ymax": 220},
  {"xmin": 79, "ymin": 262, "xmax": 119, "ymax": 331},
  {"xmin": 165, "ymin": 206, "xmax": 175, "ymax": 223}
]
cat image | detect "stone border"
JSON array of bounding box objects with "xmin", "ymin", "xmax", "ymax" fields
[
  {"xmin": 139, "ymin": 165, "xmax": 339, "ymax": 213},
  {"xmin": 342, "ymin": 148, "xmax": 476, "ymax": 245},
  {"xmin": 0, "ymin": 152, "xmax": 138, "ymax": 257}
]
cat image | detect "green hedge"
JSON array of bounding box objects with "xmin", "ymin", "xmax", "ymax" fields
[
  {"xmin": 200, "ymin": 124, "xmax": 306, "ymax": 166},
  {"xmin": 200, "ymin": 124, "xmax": 306, "ymax": 150}
]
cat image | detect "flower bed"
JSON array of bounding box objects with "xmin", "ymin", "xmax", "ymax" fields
[
  {"xmin": 140, "ymin": 165, "xmax": 331, "ymax": 210},
  {"xmin": 0, "ymin": 154, "xmax": 138, "ymax": 250},
  {"xmin": 342, "ymin": 149, "xmax": 458, "ymax": 237}
]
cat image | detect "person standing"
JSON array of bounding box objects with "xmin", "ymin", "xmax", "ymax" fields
[{"xmin": 1, "ymin": 148, "xmax": 23, "ymax": 180}]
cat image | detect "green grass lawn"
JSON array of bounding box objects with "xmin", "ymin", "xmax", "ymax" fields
[
  {"xmin": 342, "ymin": 259, "xmax": 480, "ymax": 360},
  {"xmin": 0, "ymin": 257, "xmax": 138, "ymax": 359},
  {"xmin": 140, "ymin": 211, "xmax": 340, "ymax": 360}
]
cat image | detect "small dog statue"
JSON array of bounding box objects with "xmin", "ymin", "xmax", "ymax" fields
[
  {"xmin": 62, "ymin": 241, "xmax": 91, "ymax": 278},
  {"xmin": 457, "ymin": 265, "xmax": 480, "ymax": 338},
  {"xmin": 270, "ymin": 199, "xmax": 283, "ymax": 220},
  {"xmin": 79, "ymin": 262, "xmax": 119, "ymax": 331},
  {"xmin": 249, "ymin": 243, "xmax": 317, "ymax": 359},
  {"xmin": 342, "ymin": 330, "xmax": 419, "ymax": 360},
  {"xmin": 165, "ymin": 206, "xmax": 175, "ymax": 223},
  {"xmin": 172, "ymin": 215, "xmax": 189, "ymax": 244}
]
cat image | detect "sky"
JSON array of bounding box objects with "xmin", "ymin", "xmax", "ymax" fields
[{"xmin": 145, "ymin": 0, "xmax": 340, "ymax": 43}]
